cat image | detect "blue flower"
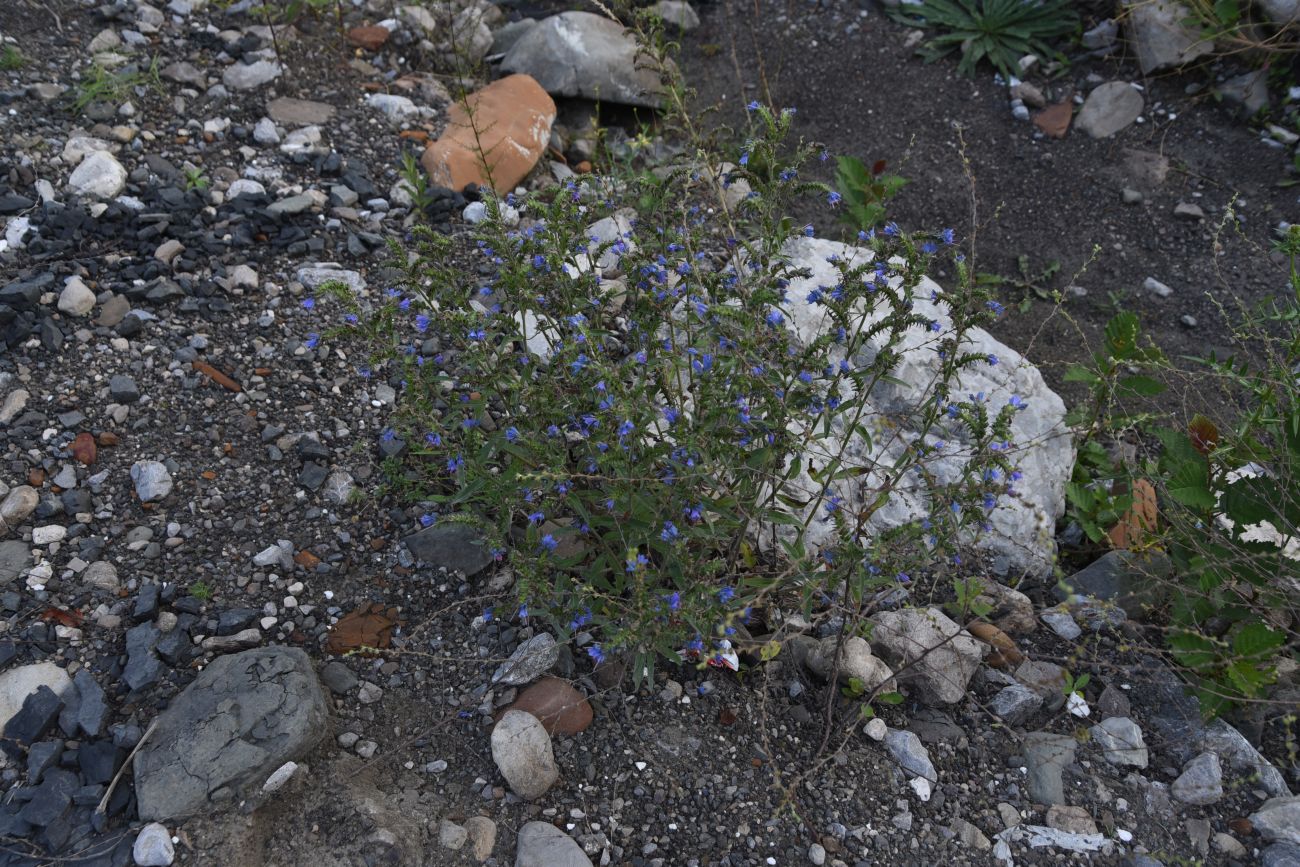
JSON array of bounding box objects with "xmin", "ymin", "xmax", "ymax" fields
[
  {"xmin": 419, "ymin": 513, "xmax": 436, "ymax": 527},
  {"xmin": 540, "ymin": 534, "xmax": 558, "ymax": 552},
  {"xmin": 663, "ymin": 405, "xmax": 680, "ymax": 425},
  {"xmin": 587, "ymin": 644, "xmax": 605, "ymax": 664},
  {"xmin": 941, "ymin": 228, "xmax": 956, "ymax": 245},
  {"xmin": 302, "ymin": 297, "xmax": 315, "ymax": 310},
  {"xmin": 766, "ymin": 309, "xmax": 784, "ymax": 327},
  {"xmin": 746, "ymin": 100, "xmax": 760, "ymax": 110},
  {"xmin": 664, "ymin": 592, "xmax": 681, "ymax": 611},
  {"xmin": 803, "ymin": 224, "xmax": 815, "ymax": 237},
  {"xmin": 416, "ymin": 314, "xmax": 430, "ymax": 332},
  {"xmin": 446, "ymin": 454, "xmax": 464, "ymax": 473},
  {"xmin": 304, "ymin": 333, "xmax": 319, "ymax": 349},
  {"xmin": 468, "ymin": 328, "xmax": 485, "ymax": 341},
  {"xmin": 518, "ymin": 604, "xmax": 529, "ymax": 619},
  {"xmin": 739, "ymin": 152, "xmax": 750, "ymax": 166},
  {"xmin": 883, "ymin": 222, "xmax": 900, "ymax": 237},
  {"xmin": 505, "ymin": 427, "xmax": 520, "ymax": 442},
  {"xmin": 987, "ymin": 300, "xmax": 1005, "ymax": 315},
  {"xmin": 617, "ymin": 420, "xmax": 635, "ymax": 438},
  {"xmin": 827, "ymin": 191, "xmax": 842, "ymax": 206},
  {"xmin": 987, "ymin": 354, "xmax": 999, "ymax": 366},
  {"xmin": 660, "ymin": 521, "xmax": 679, "ymax": 542},
  {"xmin": 1009, "ymin": 395, "xmax": 1026, "ymax": 409},
  {"xmin": 718, "ymin": 586, "xmax": 735, "ymax": 603}
]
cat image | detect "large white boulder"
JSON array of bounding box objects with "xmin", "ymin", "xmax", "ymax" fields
[{"xmin": 767, "ymin": 236, "xmax": 1074, "ymax": 578}]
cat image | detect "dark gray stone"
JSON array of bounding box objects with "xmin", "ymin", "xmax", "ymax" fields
[
  {"xmin": 1023, "ymin": 731, "xmax": 1076, "ymax": 806},
  {"xmin": 123, "ymin": 622, "xmax": 162, "ymax": 692},
  {"xmin": 133, "ymin": 646, "xmax": 328, "ymax": 821},
  {"xmin": 0, "ymin": 539, "xmax": 33, "ymax": 585},
  {"xmin": 71, "ymin": 671, "xmax": 107, "ymax": 738},
  {"xmin": 78, "ymin": 740, "xmax": 122, "ymax": 786},
  {"xmin": 1125, "ymin": 656, "xmax": 1204, "ymax": 765},
  {"xmin": 299, "ymin": 462, "xmax": 328, "ymax": 490},
  {"xmin": 319, "ymin": 660, "xmax": 358, "ymax": 695},
  {"xmin": 18, "ymin": 768, "xmax": 78, "ymax": 827},
  {"xmin": 3, "ymin": 686, "xmax": 64, "ymax": 758},
  {"xmin": 1261, "ymin": 842, "xmax": 1300, "ymax": 867},
  {"xmin": 296, "ymin": 436, "xmax": 330, "ymax": 461},
  {"xmin": 27, "ymin": 740, "xmax": 64, "ymax": 784},
  {"xmin": 217, "ymin": 608, "xmax": 258, "ymax": 635},
  {"xmin": 403, "ymin": 522, "xmax": 494, "ymax": 577},
  {"xmin": 989, "ymin": 684, "xmax": 1042, "ymax": 726},
  {"xmin": 108, "ymin": 375, "xmax": 140, "ymax": 404},
  {"xmin": 133, "ymin": 583, "xmax": 160, "ymax": 621},
  {"xmin": 1057, "ymin": 550, "xmax": 1170, "ymax": 619}
]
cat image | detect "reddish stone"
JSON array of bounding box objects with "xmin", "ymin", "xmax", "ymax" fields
[
  {"xmin": 347, "ymin": 25, "xmax": 390, "ymax": 51},
  {"xmin": 421, "ymin": 74, "xmax": 556, "ymax": 195},
  {"xmin": 496, "ymin": 676, "xmax": 593, "ymax": 735},
  {"xmin": 1034, "ymin": 101, "xmax": 1073, "ymax": 139},
  {"xmin": 71, "ymin": 432, "xmax": 97, "ymax": 465}
]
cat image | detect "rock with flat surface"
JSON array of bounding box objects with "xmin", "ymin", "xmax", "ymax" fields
[
  {"xmin": 805, "ymin": 635, "xmax": 895, "ymax": 692},
  {"xmin": 1090, "ymin": 716, "xmax": 1148, "ymax": 768},
  {"xmin": 223, "ymin": 59, "xmax": 281, "ymax": 90},
  {"xmin": 1023, "ymin": 731, "xmax": 1076, "ymax": 805},
  {"xmin": 404, "ymin": 522, "xmax": 494, "ymax": 577},
  {"xmin": 492, "ymin": 633, "xmax": 560, "ymax": 686},
  {"xmin": 515, "ymin": 821, "xmax": 592, "ymax": 867},
  {"xmin": 883, "ymin": 728, "xmax": 937, "ymax": 782},
  {"xmin": 869, "ymin": 607, "xmax": 982, "ymax": 705},
  {"xmin": 421, "ymin": 74, "xmax": 555, "ymax": 195},
  {"xmin": 67, "ymin": 151, "xmax": 127, "ymax": 199},
  {"xmin": 133, "ymin": 647, "xmax": 328, "ymax": 821},
  {"xmin": 0, "ymin": 662, "xmax": 73, "ymax": 732},
  {"xmin": 1075, "ymin": 82, "xmax": 1144, "ymax": 139},
  {"xmin": 1252, "ymin": 796, "xmax": 1300, "ymax": 844},
  {"xmin": 501, "ymin": 12, "xmax": 669, "ymax": 108},
  {"xmin": 1172, "ymin": 752, "xmax": 1223, "ymax": 805}
]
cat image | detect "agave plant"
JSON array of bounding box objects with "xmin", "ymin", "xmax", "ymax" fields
[{"xmin": 891, "ymin": 0, "xmax": 1079, "ymax": 79}]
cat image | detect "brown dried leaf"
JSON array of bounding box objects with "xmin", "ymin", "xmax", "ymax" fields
[
  {"xmin": 1189, "ymin": 414, "xmax": 1220, "ymax": 456},
  {"xmin": 325, "ymin": 603, "xmax": 400, "ymax": 655},
  {"xmin": 41, "ymin": 607, "xmax": 84, "ymax": 628},
  {"xmin": 1107, "ymin": 478, "xmax": 1158, "ymax": 550},
  {"xmin": 966, "ymin": 621, "xmax": 1024, "ymax": 669}
]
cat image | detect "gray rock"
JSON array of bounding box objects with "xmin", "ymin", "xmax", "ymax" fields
[
  {"xmin": 266, "ymin": 96, "xmax": 334, "ymax": 125},
  {"xmin": 1198, "ymin": 718, "xmax": 1290, "ymax": 797},
  {"xmin": 109, "ymin": 374, "xmax": 140, "ymax": 403},
  {"xmin": 1125, "ymin": 656, "xmax": 1205, "ymax": 765},
  {"xmin": 133, "ymin": 823, "xmax": 175, "ymax": 866},
  {"xmin": 491, "ymin": 710, "xmax": 559, "ymax": 800},
  {"xmin": 252, "ymin": 118, "xmax": 280, "ymax": 146},
  {"xmin": 1081, "ymin": 18, "xmax": 1119, "ymax": 51},
  {"xmin": 1143, "ymin": 276, "xmax": 1174, "ymax": 298},
  {"xmin": 58, "ymin": 276, "xmax": 97, "ymax": 316},
  {"xmin": 0, "ymin": 539, "xmax": 33, "ymax": 584},
  {"xmin": 1174, "ymin": 201, "xmax": 1205, "ymax": 221},
  {"xmin": 1056, "ymin": 550, "xmax": 1170, "ymax": 618},
  {"xmin": 404, "ymin": 522, "xmax": 494, "ymax": 577},
  {"xmin": 1261, "ymin": 842, "xmax": 1300, "ymax": 867},
  {"xmin": 0, "ymin": 486, "xmax": 39, "ymax": 531},
  {"xmin": 71, "ymin": 669, "xmax": 108, "ymax": 737},
  {"xmin": 134, "ymin": 647, "xmax": 328, "ymax": 821},
  {"xmin": 491, "ymin": 18, "xmax": 537, "ymax": 55},
  {"xmin": 131, "ymin": 460, "xmax": 173, "ymax": 502},
  {"xmin": 0, "ymin": 662, "xmax": 73, "ymax": 731},
  {"xmin": 515, "ymin": 821, "xmax": 592, "ymax": 867},
  {"xmin": 67, "ymin": 151, "xmax": 127, "ymax": 199},
  {"xmin": 366, "ymin": 93, "xmax": 423, "ymax": 120},
  {"xmin": 1075, "ymin": 82, "xmax": 1144, "ymax": 139},
  {"xmin": 501, "ymin": 11, "xmax": 669, "ymax": 108},
  {"xmin": 295, "ymin": 265, "xmax": 364, "ymax": 293},
  {"xmin": 1040, "ymin": 609, "xmax": 1080, "ymax": 640},
  {"xmin": 1124, "ymin": 0, "xmax": 1213, "ymax": 73},
  {"xmin": 1252, "ymin": 796, "xmax": 1300, "ymax": 844},
  {"xmin": 1216, "ymin": 70, "xmax": 1269, "ymax": 117},
  {"xmin": 650, "ymin": 0, "xmax": 700, "ymax": 29},
  {"xmin": 267, "ymin": 193, "xmax": 315, "ymax": 216},
  {"xmin": 883, "ymin": 728, "xmax": 937, "ymax": 782},
  {"xmin": 222, "ymin": 60, "xmax": 282, "ymax": 90},
  {"xmin": 83, "ymin": 560, "xmax": 120, "ymax": 591},
  {"xmin": 1172, "ymin": 752, "xmax": 1223, "ymax": 805},
  {"xmin": 319, "ymin": 660, "xmax": 358, "ymax": 695},
  {"xmin": 464, "ymin": 816, "xmax": 497, "ymax": 861},
  {"xmin": 1022, "ymin": 731, "xmax": 1076, "ymax": 805},
  {"xmin": 439, "ymin": 819, "xmax": 468, "ymax": 850},
  {"xmin": 161, "ymin": 61, "xmax": 205, "ymax": 86},
  {"xmin": 950, "ymin": 817, "xmax": 991, "ymax": 850},
  {"xmin": 870, "ymin": 607, "xmax": 982, "ymax": 705},
  {"xmin": 124, "ymin": 621, "xmax": 162, "ymax": 690},
  {"xmin": 805, "ymin": 635, "xmax": 894, "ymax": 692},
  {"xmin": 1090, "ymin": 716, "xmax": 1148, "ymax": 768},
  {"xmin": 492, "ymin": 633, "xmax": 560, "ymax": 686},
  {"xmin": 1259, "ymin": 0, "xmax": 1300, "ymax": 24},
  {"xmin": 989, "ymin": 684, "xmax": 1042, "ymax": 726}
]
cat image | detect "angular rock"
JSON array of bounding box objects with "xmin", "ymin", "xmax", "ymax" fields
[
  {"xmin": 57, "ymin": 277, "xmax": 97, "ymax": 317},
  {"xmin": 421, "ymin": 74, "xmax": 555, "ymax": 195},
  {"xmin": 0, "ymin": 485, "xmax": 39, "ymax": 531},
  {"xmin": 1046, "ymin": 805, "xmax": 1097, "ymax": 835},
  {"xmin": 493, "ymin": 633, "xmax": 560, "ymax": 686},
  {"xmin": 465, "ymin": 815, "xmax": 496, "ymax": 861},
  {"xmin": 133, "ymin": 647, "xmax": 328, "ymax": 821},
  {"xmin": 501, "ymin": 677, "xmax": 593, "ymax": 735},
  {"xmin": 1172, "ymin": 752, "xmax": 1223, "ymax": 805},
  {"xmin": 222, "ymin": 60, "xmax": 281, "ymax": 90},
  {"xmin": 491, "ymin": 709, "xmax": 559, "ymax": 800},
  {"xmin": 770, "ymin": 237, "xmax": 1072, "ymax": 577},
  {"xmin": 1022, "ymin": 731, "xmax": 1076, "ymax": 806},
  {"xmin": 1, "ymin": 686, "xmax": 64, "ymax": 758},
  {"xmin": 650, "ymin": 0, "xmax": 700, "ymax": 29},
  {"xmin": 403, "ymin": 522, "xmax": 494, "ymax": 577},
  {"xmin": 1090, "ymin": 716, "xmax": 1148, "ymax": 768},
  {"xmin": 0, "ymin": 662, "xmax": 73, "ymax": 731},
  {"xmin": 1198, "ymin": 718, "xmax": 1290, "ymax": 797},
  {"xmin": 266, "ymin": 97, "xmax": 335, "ymax": 126},
  {"xmin": 1057, "ymin": 550, "xmax": 1170, "ymax": 618},
  {"xmin": 989, "ymin": 683, "xmax": 1042, "ymax": 726},
  {"xmin": 296, "ymin": 265, "xmax": 364, "ymax": 293},
  {"xmin": 869, "ymin": 607, "xmax": 982, "ymax": 705},
  {"xmin": 67, "ymin": 151, "xmax": 127, "ymax": 199},
  {"xmin": 1124, "ymin": 0, "xmax": 1213, "ymax": 73},
  {"xmin": 1262, "ymin": 842, "xmax": 1300, "ymax": 867},
  {"xmin": 1254, "ymin": 797, "xmax": 1300, "ymax": 844},
  {"xmin": 502, "ymin": 12, "xmax": 669, "ymax": 108},
  {"xmin": 131, "ymin": 460, "xmax": 173, "ymax": 502},
  {"xmin": 883, "ymin": 728, "xmax": 937, "ymax": 782},
  {"xmin": 1075, "ymin": 82, "xmax": 1144, "ymax": 139},
  {"xmin": 1216, "ymin": 70, "xmax": 1269, "ymax": 118}
]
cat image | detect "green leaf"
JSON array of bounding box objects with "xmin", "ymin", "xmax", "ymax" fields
[
  {"xmin": 1117, "ymin": 375, "xmax": 1165, "ymax": 397},
  {"xmin": 1233, "ymin": 623, "xmax": 1284, "ymax": 659}
]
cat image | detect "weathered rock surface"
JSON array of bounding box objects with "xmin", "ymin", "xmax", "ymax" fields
[
  {"xmin": 501, "ymin": 12, "xmax": 669, "ymax": 108},
  {"xmin": 491, "ymin": 709, "xmax": 559, "ymax": 800},
  {"xmin": 771, "ymin": 237, "xmax": 1073, "ymax": 577},
  {"xmin": 515, "ymin": 821, "xmax": 592, "ymax": 866},
  {"xmin": 869, "ymin": 607, "xmax": 982, "ymax": 705},
  {"xmin": 421, "ymin": 74, "xmax": 555, "ymax": 195},
  {"xmin": 133, "ymin": 647, "xmax": 328, "ymax": 821}
]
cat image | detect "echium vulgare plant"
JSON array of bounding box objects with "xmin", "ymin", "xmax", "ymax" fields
[{"xmin": 319, "ymin": 104, "xmax": 1033, "ymax": 689}]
